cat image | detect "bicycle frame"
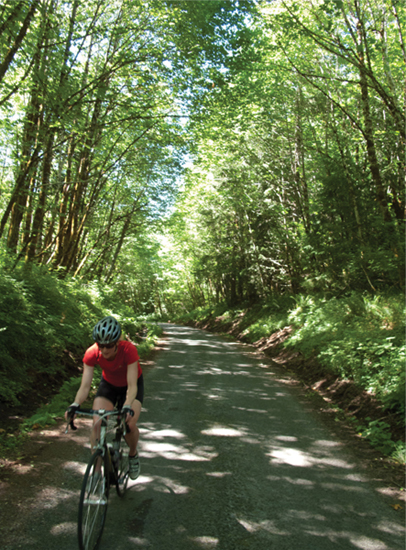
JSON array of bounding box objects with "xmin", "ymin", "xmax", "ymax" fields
[
  {"xmin": 67, "ymin": 408, "xmax": 128, "ymax": 481},
  {"xmin": 67, "ymin": 408, "xmax": 130, "ymax": 550}
]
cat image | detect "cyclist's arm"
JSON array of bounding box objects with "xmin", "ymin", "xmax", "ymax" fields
[
  {"xmin": 73, "ymin": 363, "xmax": 95, "ymax": 405},
  {"xmin": 124, "ymin": 361, "xmax": 139, "ymax": 407}
]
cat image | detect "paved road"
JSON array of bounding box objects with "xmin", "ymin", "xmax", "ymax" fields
[{"xmin": 1, "ymin": 324, "xmax": 404, "ymax": 549}]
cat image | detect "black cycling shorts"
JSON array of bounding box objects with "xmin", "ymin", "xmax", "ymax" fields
[{"xmin": 95, "ymin": 374, "xmax": 144, "ymax": 409}]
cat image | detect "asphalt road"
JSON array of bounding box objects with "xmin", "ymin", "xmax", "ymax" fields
[{"xmin": 1, "ymin": 323, "xmax": 404, "ymax": 549}]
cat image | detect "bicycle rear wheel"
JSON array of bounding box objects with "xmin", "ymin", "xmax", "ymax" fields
[
  {"xmin": 78, "ymin": 449, "xmax": 109, "ymax": 550},
  {"xmin": 116, "ymin": 447, "xmax": 129, "ymax": 497}
]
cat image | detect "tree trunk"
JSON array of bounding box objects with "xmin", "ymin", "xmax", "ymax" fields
[
  {"xmin": 355, "ymin": 4, "xmax": 391, "ymax": 223},
  {"xmin": 0, "ymin": 0, "xmax": 40, "ymax": 84}
]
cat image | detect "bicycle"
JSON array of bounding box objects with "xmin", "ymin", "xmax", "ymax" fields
[{"xmin": 66, "ymin": 407, "xmax": 131, "ymax": 550}]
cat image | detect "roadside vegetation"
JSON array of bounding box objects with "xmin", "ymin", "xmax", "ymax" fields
[
  {"xmin": 0, "ymin": 263, "xmax": 162, "ymax": 457},
  {"xmin": 175, "ymin": 292, "xmax": 405, "ymax": 464}
]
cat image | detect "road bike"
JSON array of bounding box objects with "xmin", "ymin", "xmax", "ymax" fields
[{"xmin": 66, "ymin": 408, "xmax": 130, "ymax": 550}]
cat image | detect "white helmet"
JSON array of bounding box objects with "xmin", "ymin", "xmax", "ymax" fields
[{"xmin": 92, "ymin": 316, "xmax": 121, "ymax": 344}]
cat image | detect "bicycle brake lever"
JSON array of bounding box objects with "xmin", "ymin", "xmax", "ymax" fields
[{"xmin": 65, "ymin": 417, "xmax": 77, "ymax": 433}]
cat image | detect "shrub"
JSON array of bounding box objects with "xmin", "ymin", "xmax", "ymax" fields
[{"xmin": 286, "ymin": 292, "xmax": 405, "ymax": 413}]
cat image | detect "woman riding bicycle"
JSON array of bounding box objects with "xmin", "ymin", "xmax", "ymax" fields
[{"xmin": 65, "ymin": 315, "xmax": 144, "ymax": 480}]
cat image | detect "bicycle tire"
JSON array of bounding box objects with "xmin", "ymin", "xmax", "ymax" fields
[
  {"xmin": 78, "ymin": 449, "xmax": 109, "ymax": 550},
  {"xmin": 116, "ymin": 447, "xmax": 129, "ymax": 497}
]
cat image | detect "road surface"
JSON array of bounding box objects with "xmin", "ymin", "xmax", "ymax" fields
[{"xmin": 1, "ymin": 324, "xmax": 404, "ymax": 549}]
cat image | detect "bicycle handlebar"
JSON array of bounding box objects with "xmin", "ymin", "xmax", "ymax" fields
[{"xmin": 65, "ymin": 407, "xmax": 131, "ymax": 433}]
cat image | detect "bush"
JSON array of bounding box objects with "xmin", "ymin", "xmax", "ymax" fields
[
  {"xmin": 21, "ymin": 323, "xmax": 162, "ymax": 430},
  {"xmin": 0, "ymin": 263, "xmax": 160, "ymax": 407},
  {"xmin": 286, "ymin": 292, "xmax": 405, "ymax": 413}
]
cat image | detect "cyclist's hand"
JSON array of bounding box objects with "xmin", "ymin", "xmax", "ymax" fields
[
  {"xmin": 121, "ymin": 405, "xmax": 134, "ymax": 421},
  {"xmin": 65, "ymin": 403, "xmax": 80, "ymax": 421}
]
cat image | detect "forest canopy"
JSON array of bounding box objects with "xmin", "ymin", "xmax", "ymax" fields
[
  {"xmin": 0, "ymin": 1, "xmax": 404, "ymax": 454},
  {"xmin": 0, "ymin": 0, "xmax": 404, "ymax": 311}
]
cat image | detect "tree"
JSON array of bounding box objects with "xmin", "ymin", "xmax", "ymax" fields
[
  {"xmin": 159, "ymin": 0, "xmax": 404, "ymax": 309},
  {"xmin": 0, "ymin": 0, "xmax": 255, "ymax": 283}
]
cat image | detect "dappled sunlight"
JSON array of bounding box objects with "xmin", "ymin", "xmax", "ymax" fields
[
  {"xmin": 347, "ymin": 535, "xmax": 390, "ymax": 550},
  {"xmin": 50, "ymin": 522, "xmax": 76, "ymax": 536},
  {"xmin": 286, "ymin": 509, "xmax": 327, "ymax": 521},
  {"xmin": 144, "ymin": 429, "xmax": 186, "ymax": 440},
  {"xmin": 11, "ymin": 462, "xmax": 36, "ymax": 475},
  {"xmin": 181, "ymin": 382, "xmax": 199, "ymax": 390},
  {"xmin": 134, "ymin": 474, "xmax": 190, "ymax": 495},
  {"xmin": 201, "ymin": 425, "xmax": 246, "ymax": 438},
  {"xmin": 120, "ymin": 324, "xmax": 406, "ymax": 550},
  {"xmin": 302, "ymin": 531, "xmax": 392, "ymax": 550},
  {"xmin": 63, "ymin": 460, "xmax": 87, "ymax": 475},
  {"xmin": 319, "ymin": 482, "xmax": 370, "ymax": 494},
  {"xmin": 312, "ymin": 439, "xmax": 342, "ymax": 448},
  {"xmin": 232, "ymin": 406, "xmax": 269, "ymax": 414},
  {"xmin": 128, "ymin": 536, "xmax": 150, "ymax": 546},
  {"xmin": 266, "ymin": 474, "xmax": 315, "ymax": 487},
  {"xmin": 375, "ymin": 520, "xmax": 405, "ymax": 536},
  {"xmin": 236, "ymin": 517, "xmax": 289, "ymax": 536},
  {"xmin": 196, "ymin": 367, "xmax": 233, "ymax": 376},
  {"xmin": 268, "ymin": 446, "xmax": 314, "ymax": 467},
  {"xmin": 36, "ymin": 486, "xmax": 77, "ymax": 510},
  {"xmin": 274, "ymin": 435, "xmax": 298, "ymax": 442},
  {"xmin": 141, "ymin": 440, "xmax": 218, "ymax": 462},
  {"xmin": 130, "ymin": 473, "xmax": 154, "ymax": 486},
  {"xmin": 188, "ymin": 535, "xmax": 219, "ymax": 548},
  {"xmin": 1, "ymin": 324, "xmax": 402, "ymax": 550},
  {"xmin": 268, "ymin": 446, "xmax": 354, "ymax": 469}
]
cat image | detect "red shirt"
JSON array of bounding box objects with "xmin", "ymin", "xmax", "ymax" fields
[{"xmin": 83, "ymin": 340, "xmax": 141, "ymax": 387}]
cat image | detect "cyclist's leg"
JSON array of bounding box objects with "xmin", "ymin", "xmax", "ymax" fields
[
  {"xmin": 91, "ymin": 378, "xmax": 117, "ymax": 451},
  {"xmin": 91, "ymin": 396, "xmax": 114, "ymax": 451},
  {"xmin": 125, "ymin": 399, "xmax": 142, "ymax": 480},
  {"xmin": 124, "ymin": 399, "xmax": 142, "ymax": 455},
  {"xmin": 124, "ymin": 374, "xmax": 144, "ymax": 455}
]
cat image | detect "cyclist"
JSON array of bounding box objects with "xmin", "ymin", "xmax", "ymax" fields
[{"xmin": 65, "ymin": 315, "xmax": 144, "ymax": 480}]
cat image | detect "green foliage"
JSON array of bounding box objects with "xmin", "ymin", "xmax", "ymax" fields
[
  {"xmin": 0, "ymin": 265, "xmax": 100, "ymax": 406},
  {"xmin": 237, "ymin": 298, "xmax": 296, "ymax": 341},
  {"xmin": 286, "ymin": 293, "xmax": 405, "ymax": 413},
  {"xmin": 180, "ymin": 292, "xmax": 405, "ymax": 417},
  {"xmin": 354, "ymin": 417, "xmax": 405, "ymax": 462},
  {"xmin": 136, "ymin": 323, "xmax": 163, "ymax": 358},
  {"xmin": 0, "ymin": 261, "xmax": 161, "ymax": 407},
  {"xmin": 22, "ymin": 377, "xmax": 83, "ymax": 430},
  {"xmin": 176, "ymin": 303, "xmax": 229, "ymax": 325}
]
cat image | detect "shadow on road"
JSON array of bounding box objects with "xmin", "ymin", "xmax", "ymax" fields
[{"xmin": 1, "ymin": 324, "xmax": 404, "ymax": 550}]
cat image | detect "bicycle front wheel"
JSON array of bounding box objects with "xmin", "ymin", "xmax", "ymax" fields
[{"xmin": 78, "ymin": 449, "xmax": 109, "ymax": 550}]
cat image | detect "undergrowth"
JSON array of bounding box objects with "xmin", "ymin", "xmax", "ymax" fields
[
  {"xmin": 0, "ymin": 262, "xmax": 163, "ymax": 457},
  {"xmin": 0, "ymin": 323, "xmax": 162, "ymax": 456},
  {"xmin": 175, "ymin": 291, "xmax": 405, "ymax": 462},
  {"xmin": 285, "ymin": 293, "xmax": 405, "ymax": 414},
  {"xmin": 0, "ymin": 264, "xmax": 153, "ymax": 406}
]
